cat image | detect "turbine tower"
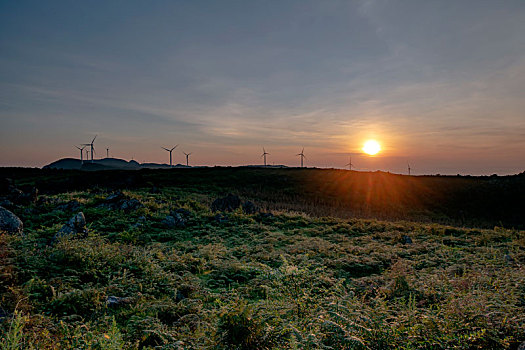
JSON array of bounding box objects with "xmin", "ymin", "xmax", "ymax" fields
[
  {"xmin": 296, "ymin": 148, "xmax": 306, "ymax": 168},
  {"xmin": 82, "ymin": 135, "xmax": 97, "ymax": 163},
  {"xmin": 345, "ymin": 156, "xmax": 353, "ymax": 170},
  {"xmin": 106, "ymin": 148, "xmax": 109, "ymax": 158},
  {"xmin": 261, "ymin": 147, "xmax": 269, "ymax": 167},
  {"xmin": 162, "ymin": 145, "xmax": 178, "ymax": 167},
  {"xmin": 183, "ymin": 152, "xmax": 192, "ymax": 167},
  {"xmin": 75, "ymin": 145, "xmax": 86, "ymax": 165},
  {"xmin": 407, "ymin": 162, "xmax": 411, "ymax": 176}
]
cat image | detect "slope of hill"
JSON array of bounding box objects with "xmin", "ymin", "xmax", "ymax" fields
[
  {"xmin": 44, "ymin": 157, "xmax": 168, "ymax": 170},
  {"xmin": 2, "ymin": 167, "xmax": 524, "ymax": 228},
  {"xmin": 0, "ymin": 173, "xmax": 523, "ymax": 348},
  {"xmin": 42, "ymin": 157, "xmax": 82, "ymax": 170}
]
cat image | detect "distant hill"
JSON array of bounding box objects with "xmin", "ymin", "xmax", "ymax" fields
[
  {"xmin": 43, "ymin": 158, "xmax": 82, "ymax": 170},
  {"xmin": 43, "ymin": 158, "xmax": 188, "ymax": 170}
]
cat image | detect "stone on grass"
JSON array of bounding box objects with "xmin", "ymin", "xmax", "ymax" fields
[
  {"xmin": 0, "ymin": 206, "xmax": 23, "ymax": 234},
  {"xmin": 56, "ymin": 200, "xmax": 81, "ymax": 212},
  {"xmin": 120, "ymin": 198, "xmax": 143, "ymax": 212},
  {"xmin": 401, "ymin": 235, "xmax": 413, "ymax": 244},
  {"xmin": 100, "ymin": 191, "xmax": 143, "ymax": 212},
  {"xmin": 211, "ymin": 194, "xmax": 241, "ymax": 212},
  {"xmin": 242, "ymin": 201, "xmax": 258, "ymax": 214},
  {"xmin": 106, "ymin": 295, "xmax": 132, "ymax": 307},
  {"xmin": 163, "ymin": 213, "xmax": 185, "ymax": 228},
  {"xmin": 171, "ymin": 208, "xmax": 191, "ymax": 217},
  {"xmin": 55, "ymin": 212, "xmax": 87, "ymax": 239}
]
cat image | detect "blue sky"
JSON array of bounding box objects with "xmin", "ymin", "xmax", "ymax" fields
[{"xmin": 1, "ymin": 0, "xmax": 524, "ymax": 174}]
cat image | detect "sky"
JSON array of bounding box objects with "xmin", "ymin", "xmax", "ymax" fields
[{"xmin": 1, "ymin": 0, "xmax": 524, "ymax": 175}]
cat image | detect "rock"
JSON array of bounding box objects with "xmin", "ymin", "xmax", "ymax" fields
[
  {"xmin": 106, "ymin": 191, "xmax": 125, "ymax": 202},
  {"xmin": 211, "ymin": 193, "xmax": 241, "ymax": 212},
  {"xmin": 0, "ymin": 206, "xmax": 23, "ymax": 234},
  {"xmin": 106, "ymin": 295, "xmax": 132, "ymax": 307},
  {"xmin": 171, "ymin": 208, "xmax": 191, "ymax": 217},
  {"xmin": 120, "ymin": 198, "xmax": 143, "ymax": 212},
  {"xmin": 56, "ymin": 200, "xmax": 81, "ymax": 212},
  {"xmin": 55, "ymin": 212, "xmax": 87, "ymax": 239},
  {"xmin": 401, "ymin": 235, "xmax": 413, "ymax": 244},
  {"xmin": 100, "ymin": 191, "xmax": 143, "ymax": 212},
  {"xmin": 163, "ymin": 213, "xmax": 185, "ymax": 228},
  {"xmin": 163, "ymin": 215, "xmax": 176, "ymax": 228},
  {"xmin": 132, "ymin": 216, "xmax": 147, "ymax": 229},
  {"xmin": 242, "ymin": 201, "xmax": 258, "ymax": 214}
]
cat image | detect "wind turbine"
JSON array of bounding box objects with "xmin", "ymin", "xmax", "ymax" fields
[
  {"xmin": 407, "ymin": 162, "xmax": 411, "ymax": 176},
  {"xmin": 296, "ymin": 148, "xmax": 306, "ymax": 168},
  {"xmin": 183, "ymin": 152, "xmax": 192, "ymax": 167},
  {"xmin": 106, "ymin": 148, "xmax": 109, "ymax": 158},
  {"xmin": 82, "ymin": 135, "xmax": 97, "ymax": 163},
  {"xmin": 161, "ymin": 145, "xmax": 178, "ymax": 167},
  {"xmin": 345, "ymin": 156, "xmax": 354, "ymax": 170},
  {"xmin": 75, "ymin": 145, "xmax": 86, "ymax": 164},
  {"xmin": 261, "ymin": 147, "xmax": 269, "ymax": 167}
]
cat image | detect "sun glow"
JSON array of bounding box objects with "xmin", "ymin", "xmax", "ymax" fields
[{"xmin": 363, "ymin": 140, "xmax": 381, "ymax": 155}]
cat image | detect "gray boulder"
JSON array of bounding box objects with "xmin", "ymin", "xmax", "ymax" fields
[
  {"xmin": 171, "ymin": 208, "xmax": 191, "ymax": 217},
  {"xmin": 211, "ymin": 193, "xmax": 241, "ymax": 212},
  {"xmin": 120, "ymin": 198, "xmax": 143, "ymax": 212},
  {"xmin": 56, "ymin": 200, "xmax": 81, "ymax": 212},
  {"xmin": 0, "ymin": 206, "xmax": 23, "ymax": 234},
  {"xmin": 55, "ymin": 212, "xmax": 87, "ymax": 238},
  {"xmin": 105, "ymin": 191, "xmax": 125, "ymax": 202},
  {"xmin": 401, "ymin": 235, "xmax": 413, "ymax": 244},
  {"xmin": 106, "ymin": 295, "xmax": 132, "ymax": 307},
  {"xmin": 163, "ymin": 213, "xmax": 185, "ymax": 228},
  {"xmin": 100, "ymin": 191, "xmax": 143, "ymax": 212},
  {"xmin": 242, "ymin": 201, "xmax": 258, "ymax": 214}
]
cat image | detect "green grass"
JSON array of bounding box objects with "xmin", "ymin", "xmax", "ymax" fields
[{"xmin": 1, "ymin": 181, "xmax": 524, "ymax": 349}]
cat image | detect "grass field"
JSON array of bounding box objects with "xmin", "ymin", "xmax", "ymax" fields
[{"xmin": 1, "ymin": 168, "xmax": 524, "ymax": 349}]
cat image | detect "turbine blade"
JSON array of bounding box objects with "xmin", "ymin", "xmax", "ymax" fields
[
  {"xmin": 162, "ymin": 147, "xmax": 169, "ymax": 151},
  {"xmin": 92, "ymin": 135, "xmax": 97, "ymax": 143}
]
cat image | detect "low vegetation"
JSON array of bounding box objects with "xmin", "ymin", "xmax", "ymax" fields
[{"xmin": 0, "ymin": 169, "xmax": 524, "ymax": 349}]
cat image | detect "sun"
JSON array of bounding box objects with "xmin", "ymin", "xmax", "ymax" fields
[{"xmin": 363, "ymin": 140, "xmax": 381, "ymax": 155}]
